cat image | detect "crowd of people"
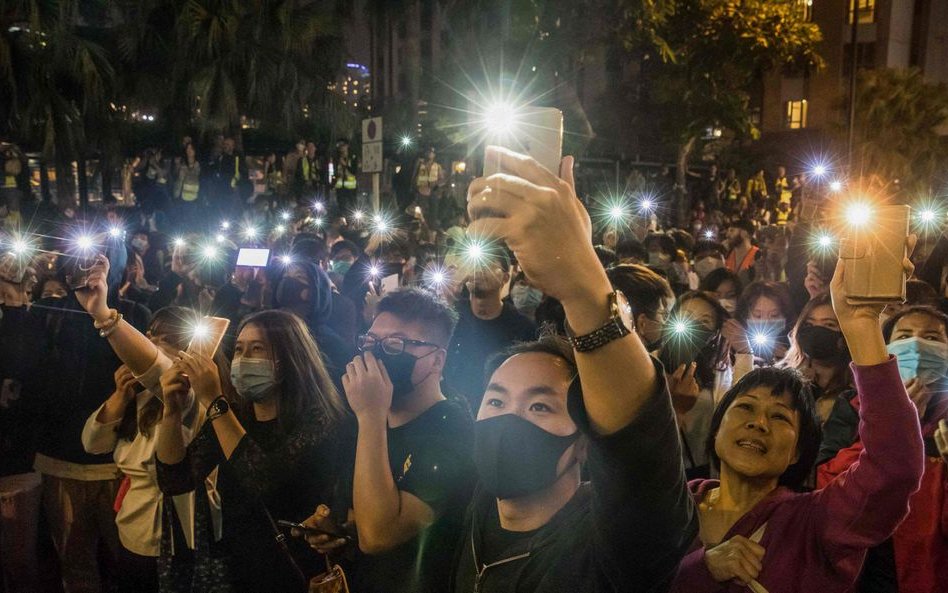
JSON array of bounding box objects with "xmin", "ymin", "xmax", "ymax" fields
[{"xmin": 0, "ymin": 136, "xmax": 947, "ymax": 593}]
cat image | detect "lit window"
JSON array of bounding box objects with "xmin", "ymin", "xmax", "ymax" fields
[
  {"xmin": 850, "ymin": 0, "xmax": 874, "ymax": 24},
  {"xmin": 786, "ymin": 100, "xmax": 808, "ymax": 129}
]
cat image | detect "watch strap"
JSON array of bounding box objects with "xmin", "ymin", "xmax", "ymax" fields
[{"xmin": 567, "ymin": 317, "xmax": 632, "ymax": 352}]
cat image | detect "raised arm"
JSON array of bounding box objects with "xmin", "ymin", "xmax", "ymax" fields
[
  {"xmin": 76, "ymin": 255, "xmax": 171, "ymax": 377},
  {"xmin": 467, "ymin": 146, "xmax": 697, "ymax": 587},
  {"xmin": 814, "ymin": 241, "xmax": 924, "ymax": 556}
]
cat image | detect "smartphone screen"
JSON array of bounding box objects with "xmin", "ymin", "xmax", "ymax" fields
[
  {"xmin": 236, "ymin": 248, "xmax": 270, "ymax": 268},
  {"xmin": 483, "ymin": 107, "xmax": 564, "ymax": 177},
  {"xmin": 186, "ymin": 317, "xmax": 230, "ymax": 358},
  {"xmin": 65, "ymin": 253, "xmax": 102, "ymax": 290}
]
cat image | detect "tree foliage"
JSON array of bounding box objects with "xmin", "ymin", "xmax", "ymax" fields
[{"xmin": 851, "ymin": 68, "xmax": 948, "ymax": 193}]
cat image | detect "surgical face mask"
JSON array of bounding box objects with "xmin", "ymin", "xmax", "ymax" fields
[
  {"xmin": 887, "ymin": 337, "xmax": 948, "ymax": 384},
  {"xmin": 230, "ymin": 358, "xmax": 278, "ymax": 402},
  {"xmin": 694, "ymin": 256, "xmax": 723, "ymax": 279},
  {"xmin": 510, "ymin": 284, "xmax": 542, "ymax": 313},
  {"xmin": 331, "ymin": 260, "xmax": 352, "ymax": 277},
  {"xmin": 648, "ymin": 252, "xmax": 672, "ymax": 267},
  {"xmin": 474, "ymin": 413, "xmax": 579, "ymax": 500},
  {"xmin": 718, "ymin": 298, "xmax": 737, "ymax": 314},
  {"xmin": 130, "ymin": 238, "xmax": 148, "ymax": 253}
]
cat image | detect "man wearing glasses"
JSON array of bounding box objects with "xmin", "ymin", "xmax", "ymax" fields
[{"xmin": 302, "ymin": 288, "xmax": 476, "ymax": 593}]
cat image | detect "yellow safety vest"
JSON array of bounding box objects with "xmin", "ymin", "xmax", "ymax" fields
[
  {"xmin": 416, "ymin": 162, "xmax": 441, "ymax": 190},
  {"xmin": 230, "ymin": 156, "xmax": 240, "ymax": 188},
  {"xmin": 3, "ymin": 175, "xmax": 16, "ymax": 189},
  {"xmin": 775, "ymin": 177, "xmax": 792, "ymax": 204},
  {"xmin": 335, "ymin": 159, "xmax": 356, "ymax": 190},
  {"xmin": 776, "ymin": 208, "xmax": 790, "ymax": 226}
]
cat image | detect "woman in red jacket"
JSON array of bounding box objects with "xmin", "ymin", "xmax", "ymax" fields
[
  {"xmin": 819, "ymin": 304, "xmax": 948, "ymax": 593},
  {"xmin": 671, "ymin": 249, "xmax": 924, "ymax": 593}
]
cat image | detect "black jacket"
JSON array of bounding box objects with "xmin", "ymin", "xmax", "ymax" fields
[{"xmin": 452, "ymin": 366, "xmax": 697, "ymax": 593}]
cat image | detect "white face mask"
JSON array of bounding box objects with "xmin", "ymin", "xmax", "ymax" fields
[
  {"xmin": 718, "ymin": 298, "xmax": 737, "ymax": 314},
  {"xmin": 694, "ymin": 256, "xmax": 724, "ymax": 279}
]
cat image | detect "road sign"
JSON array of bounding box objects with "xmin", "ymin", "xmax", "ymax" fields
[
  {"xmin": 361, "ymin": 117, "xmax": 383, "ymax": 174},
  {"xmin": 362, "ymin": 117, "xmax": 383, "ymax": 144},
  {"xmin": 362, "ymin": 141, "xmax": 383, "ymax": 174}
]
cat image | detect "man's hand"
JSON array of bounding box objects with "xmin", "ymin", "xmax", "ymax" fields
[
  {"xmin": 174, "ymin": 351, "xmax": 222, "ymax": 406},
  {"xmin": 804, "ymin": 261, "xmax": 827, "ymax": 299},
  {"xmin": 343, "ymin": 351, "xmax": 392, "ymax": 422},
  {"xmin": 704, "ymin": 535, "xmax": 765, "ymax": 586},
  {"xmin": 293, "ymin": 504, "xmax": 351, "ymax": 555},
  {"xmin": 75, "ymin": 254, "xmax": 112, "ymax": 323},
  {"xmin": 466, "ymin": 146, "xmax": 603, "ymax": 307},
  {"xmin": 668, "ymin": 363, "xmax": 701, "ymax": 417}
]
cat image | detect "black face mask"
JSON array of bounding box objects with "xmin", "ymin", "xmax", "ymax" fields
[
  {"xmin": 372, "ymin": 346, "xmax": 418, "ymax": 400},
  {"xmin": 276, "ymin": 276, "xmax": 309, "ymax": 309},
  {"xmin": 474, "ymin": 414, "xmax": 579, "ymax": 500},
  {"xmin": 796, "ymin": 325, "xmax": 847, "ymax": 362}
]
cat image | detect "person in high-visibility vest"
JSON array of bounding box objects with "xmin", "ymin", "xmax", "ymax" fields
[
  {"xmin": 332, "ymin": 140, "xmax": 357, "ymax": 213},
  {"xmin": 296, "ymin": 141, "xmax": 322, "ymax": 199},
  {"xmin": 174, "ymin": 142, "xmax": 202, "ymax": 227},
  {"xmin": 412, "ymin": 146, "xmax": 445, "ymax": 229},
  {"xmin": 773, "ymin": 165, "xmax": 792, "ymax": 206},
  {"xmin": 212, "ymin": 136, "xmax": 247, "ymax": 219},
  {"xmin": 1, "ymin": 143, "xmax": 25, "ymax": 217}
]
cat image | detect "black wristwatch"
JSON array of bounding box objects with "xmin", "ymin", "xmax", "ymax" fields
[
  {"xmin": 565, "ymin": 290, "xmax": 634, "ymax": 353},
  {"xmin": 206, "ymin": 396, "xmax": 229, "ymax": 421}
]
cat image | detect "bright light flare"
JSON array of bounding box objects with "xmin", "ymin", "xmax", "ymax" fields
[
  {"xmin": 172, "ymin": 237, "xmax": 186, "ymax": 248},
  {"xmin": 275, "ymin": 224, "xmax": 286, "ymax": 234},
  {"xmin": 353, "ymin": 210, "xmax": 364, "ymax": 222},
  {"xmin": 752, "ymin": 333, "xmax": 772, "ymax": 347},
  {"xmin": 609, "ymin": 205, "xmax": 627, "ymax": 222},
  {"xmin": 482, "ymin": 101, "xmax": 519, "ymax": 137},
  {"xmin": 811, "ymin": 164, "xmax": 828, "ymax": 179},
  {"xmin": 191, "ymin": 322, "xmax": 209, "ymax": 340},
  {"xmin": 108, "ymin": 226, "xmax": 123, "ymax": 238},
  {"xmin": 202, "ymin": 245, "xmax": 219, "ymax": 260},
  {"xmin": 280, "ymin": 211, "xmax": 292, "ymax": 221},
  {"xmin": 844, "ymin": 202, "xmax": 873, "ymax": 227},
  {"xmin": 313, "ymin": 201, "xmax": 326, "ymax": 212},
  {"xmin": 818, "ymin": 234, "xmax": 834, "ymax": 248},
  {"xmin": 215, "ymin": 234, "xmax": 226, "ymax": 243},
  {"xmin": 703, "ymin": 230, "xmax": 716, "ymax": 240},
  {"xmin": 279, "ymin": 254, "xmax": 293, "ymax": 265},
  {"xmin": 829, "ymin": 180, "xmax": 843, "ymax": 193},
  {"xmin": 76, "ymin": 235, "xmax": 95, "ymax": 251},
  {"xmin": 424, "ymin": 265, "xmax": 450, "ymax": 289},
  {"xmin": 369, "ymin": 265, "xmax": 380, "ymax": 277},
  {"xmin": 242, "ymin": 226, "xmax": 258, "ymax": 240},
  {"xmin": 220, "ymin": 221, "xmax": 231, "ymax": 230},
  {"xmin": 400, "ymin": 136, "xmax": 413, "ymax": 148},
  {"xmin": 673, "ymin": 320, "xmax": 689, "ymax": 334},
  {"xmin": 639, "ymin": 198, "xmax": 655, "ymax": 213}
]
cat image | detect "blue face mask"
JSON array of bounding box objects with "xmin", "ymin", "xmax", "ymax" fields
[
  {"xmin": 887, "ymin": 337, "xmax": 948, "ymax": 384},
  {"xmin": 230, "ymin": 358, "xmax": 278, "ymax": 402},
  {"xmin": 510, "ymin": 284, "xmax": 542, "ymax": 313},
  {"xmin": 331, "ymin": 260, "xmax": 352, "ymax": 277}
]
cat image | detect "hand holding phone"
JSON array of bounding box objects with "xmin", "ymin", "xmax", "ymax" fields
[
  {"xmin": 186, "ymin": 317, "xmax": 230, "ymax": 358},
  {"xmin": 840, "ymin": 205, "xmax": 911, "ymax": 305},
  {"xmin": 483, "ymin": 107, "xmax": 563, "ymax": 177}
]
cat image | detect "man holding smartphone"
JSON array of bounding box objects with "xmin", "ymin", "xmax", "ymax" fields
[{"xmin": 450, "ymin": 147, "xmax": 696, "ymax": 593}]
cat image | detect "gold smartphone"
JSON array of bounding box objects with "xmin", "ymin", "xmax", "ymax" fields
[
  {"xmin": 483, "ymin": 107, "xmax": 564, "ymax": 177},
  {"xmin": 186, "ymin": 317, "xmax": 230, "ymax": 358},
  {"xmin": 840, "ymin": 205, "xmax": 910, "ymax": 305}
]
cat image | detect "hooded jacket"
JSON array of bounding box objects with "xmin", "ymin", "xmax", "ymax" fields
[{"xmin": 272, "ymin": 257, "xmax": 353, "ymax": 379}]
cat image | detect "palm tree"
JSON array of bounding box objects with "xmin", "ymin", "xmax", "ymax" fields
[{"xmin": 0, "ymin": 0, "xmax": 115, "ymax": 206}]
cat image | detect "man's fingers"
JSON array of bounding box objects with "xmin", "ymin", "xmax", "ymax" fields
[
  {"xmin": 559, "ymin": 155, "xmax": 575, "ymax": 190},
  {"xmin": 466, "ymin": 217, "xmax": 511, "ymax": 244}
]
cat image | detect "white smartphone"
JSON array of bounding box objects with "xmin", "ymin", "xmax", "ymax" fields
[
  {"xmin": 381, "ymin": 273, "xmax": 399, "ymax": 294},
  {"xmin": 236, "ymin": 248, "xmax": 271, "ymax": 268},
  {"xmin": 484, "ymin": 107, "xmax": 564, "ymax": 177}
]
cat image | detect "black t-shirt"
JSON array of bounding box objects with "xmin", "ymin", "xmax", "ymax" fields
[
  {"xmin": 480, "ymin": 509, "xmax": 539, "ymax": 566},
  {"xmin": 350, "ymin": 398, "xmax": 476, "ymax": 593},
  {"xmin": 445, "ymin": 301, "xmax": 537, "ymax": 411}
]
